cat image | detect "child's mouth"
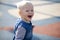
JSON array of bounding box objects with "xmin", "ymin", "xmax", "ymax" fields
[{"xmin": 28, "ymin": 15, "xmax": 32, "ymax": 19}]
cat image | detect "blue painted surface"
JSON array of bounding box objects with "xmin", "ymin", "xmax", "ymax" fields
[
  {"xmin": 32, "ymin": 33, "xmax": 60, "ymax": 40},
  {"xmin": 0, "ymin": 30, "xmax": 60, "ymax": 40}
]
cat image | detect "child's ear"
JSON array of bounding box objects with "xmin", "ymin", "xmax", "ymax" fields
[{"xmin": 18, "ymin": 9, "xmax": 21, "ymax": 15}]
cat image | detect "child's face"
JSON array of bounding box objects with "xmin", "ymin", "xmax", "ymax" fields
[{"xmin": 19, "ymin": 3, "xmax": 34, "ymax": 21}]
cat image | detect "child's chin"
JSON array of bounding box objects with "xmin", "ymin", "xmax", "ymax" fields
[{"xmin": 28, "ymin": 19, "xmax": 31, "ymax": 21}]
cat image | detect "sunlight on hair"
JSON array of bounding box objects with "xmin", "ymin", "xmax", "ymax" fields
[{"xmin": 16, "ymin": 1, "xmax": 32, "ymax": 9}]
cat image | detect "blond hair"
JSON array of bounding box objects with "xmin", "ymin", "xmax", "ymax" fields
[{"xmin": 16, "ymin": 1, "xmax": 33, "ymax": 9}]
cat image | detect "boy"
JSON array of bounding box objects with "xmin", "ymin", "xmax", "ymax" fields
[{"xmin": 13, "ymin": 1, "xmax": 34, "ymax": 40}]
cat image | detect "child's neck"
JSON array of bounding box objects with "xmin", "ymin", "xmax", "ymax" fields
[{"xmin": 22, "ymin": 18, "xmax": 30, "ymax": 23}]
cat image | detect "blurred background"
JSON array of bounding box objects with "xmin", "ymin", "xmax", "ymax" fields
[{"xmin": 0, "ymin": 0, "xmax": 60, "ymax": 40}]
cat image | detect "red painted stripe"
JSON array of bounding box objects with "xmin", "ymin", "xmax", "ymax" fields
[{"xmin": 33, "ymin": 22, "xmax": 60, "ymax": 38}]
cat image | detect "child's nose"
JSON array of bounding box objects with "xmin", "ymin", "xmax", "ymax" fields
[{"xmin": 29, "ymin": 11, "xmax": 33, "ymax": 14}]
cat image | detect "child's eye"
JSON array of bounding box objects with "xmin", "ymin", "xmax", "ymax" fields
[
  {"xmin": 31, "ymin": 10, "xmax": 33, "ymax": 12},
  {"xmin": 26, "ymin": 10, "xmax": 29, "ymax": 12}
]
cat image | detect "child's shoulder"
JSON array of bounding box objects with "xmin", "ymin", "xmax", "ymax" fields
[
  {"xmin": 14, "ymin": 18, "xmax": 22, "ymax": 33},
  {"xmin": 16, "ymin": 18, "xmax": 21, "ymax": 22},
  {"xmin": 15, "ymin": 18, "xmax": 21, "ymax": 26},
  {"xmin": 15, "ymin": 18, "xmax": 21, "ymax": 24}
]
